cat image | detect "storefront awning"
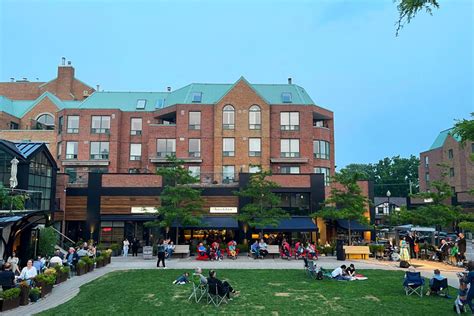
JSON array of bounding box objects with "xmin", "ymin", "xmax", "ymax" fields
[
  {"xmin": 262, "ymin": 216, "xmax": 318, "ymax": 232},
  {"xmin": 0, "ymin": 216, "xmax": 24, "ymax": 227},
  {"xmin": 337, "ymin": 219, "xmax": 370, "ymax": 232},
  {"xmin": 173, "ymin": 216, "xmax": 239, "ymax": 229}
]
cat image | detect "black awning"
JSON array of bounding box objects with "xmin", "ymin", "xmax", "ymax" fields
[
  {"xmin": 262, "ymin": 216, "xmax": 318, "ymax": 232},
  {"xmin": 337, "ymin": 219, "xmax": 370, "ymax": 232},
  {"xmin": 101, "ymin": 215, "xmax": 157, "ymax": 222},
  {"xmin": 172, "ymin": 216, "xmax": 239, "ymax": 229}
]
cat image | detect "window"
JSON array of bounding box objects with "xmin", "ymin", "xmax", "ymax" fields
[
  {"xmin": 314, "ymin": 167, "xmax": 330, "ymax": 186},
  {"xmin": 67, "ymin": 116, "xmax": 79, "ymax": 133},
  {"xmin": 27, "ymin": 152, "xmax": 53, "ymax": 210},
  {"xmin": 9, "ymin": 122, "xmax": 19, "ymax": 130},
  {"xmin": 188, "ymin": 166, "xmax": 201, "ymax": 179},
  {"xmin": 313, "ymin": 120, "xmax": 328, "ymax": 128},
  {"xmin": 223, "ymin": 138, "xmax": 235, "ymax": 157},
  {"xmin": 223, "ymin": 105, "xmax": 235, "ymax": 130},
  {"xmin": 100, "ymin": 221, "xmax": 125, "ymax": 244},
  {"xmin": 280, "ymin": 112, "xmax": 299, "ymax": 130},
  {"xmin": 129, "ymin": 168, "xmax": 140, "ymax": 174},
  {"xmin": 136, "ymin": 99, "xmax": 146, "ymax": 109},
  {"xmin": 90, "ymin": 142, "xmax": 109, "ymax": 160},
  {"xmin": 249, "ymin": 165, "xmax": 261, "ymax": 173},
  {"xmin": 91, "ymin": 116, "xmax": 110, "ymax": 134},
  {"xmin": 449, "ymin": 168, "xmax": 455, "ymax": 177},
  {"xmin": 155, "ymin": 98, "xmax": 165, "ymax": 109},
  {"xmin": 451, "ymin": 186, "xmax": 456, "ymax": 194},
  {"xmin": 189, "ymin": 112, "xmax": 201, "ymax": 130},
  {"xmin": 281, "ymin": 92, "xmax": 292, "ymax": 103},
  {"xmin": 249, "ymin": 138, "xmax": 261, "ymax": 157},
  {"xmin": 279, "ymin": 193, "xmax": 310, "ymax": 215},
  {"xmin": 425, "ymin": 172, "xmax": 430, "ymax": 182},
  {"xmin": 36, "ymin": 113, "xmax": 55, "ymax": 130},
  {"xmin": 314, "ymin": 140, "xmax": 330, "ymax": 160},
  {"xmin": 448, "ymin": 149, "xmax": 454, "ymax": 159},
  {"xmin": 130, "ymin": 144, "xmax": 142, "ymax": 160},
  {"xmin": 424, "ymin": 156, "xmax": 429, "ymax": 168},
  {"xmin": 249, "ymin": 105, "xmax": 261, "ymax": 129},
  {"xmin": 66, "ymin": 142, "xmax": 78, "ymax": 159},
  {"xmin": 57, "ymin": 142, "xmax": 62, "ymax": 159},
  {"xmin": 65, "ymin": 168, "xmax": 77, "ymax": 183},
  {"xmin": 191, "ymin": 92, "xmax": 202, "ymax": 103},
  {"xmin": 280, "ymin": 139, "xmax": 300, "ymax": 158},
  {"xmin": 280, "ymin": 166, "xmax": 300, "ymax": 174},
  {"xmin": 58, "ymin": 116, "xmax": 63, "ymax": 134},
  {"xmin": 222, "ymin": 165, "xmax": 235, "ymax": 183},
  {"xmin": 188, "ymin": 139, "xmax": 201, "ymax": 157},
  {"xmin": 130, "ymin": 118, "xmax": 142, "ymax": 135},
  {"xmin": 157, "ymin": 139, "xmax": 176, "ymax": 157}
]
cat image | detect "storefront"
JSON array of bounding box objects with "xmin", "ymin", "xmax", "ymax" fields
[{"xmin": 249, "ymin": 216, "xmax": 318, "ymax": 245}]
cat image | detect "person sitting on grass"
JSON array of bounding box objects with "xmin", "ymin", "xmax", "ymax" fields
[
  {"xmin": 207, "ymin": 270, "xmax": 240, "ymax": 299},
  {"xmin": 345, "ymin": 264, "xmax": 356, "ymax": 277},
  {"xmin": 198, "ymin": 243, "xmax": 207, "ymax": 257},
  {"xmin": 427, "ymin": 269, "xmax": 447, "ymax": 296},
  {"xmin": 258, "ymin": 239, "xmax": 268, "ymax": 258},
  {"xmin": 250, "ymin": 240, "xmax": 260, "ymax": 259},
  {"xmin": 331, "ymin": 265, "xmax": 350, "ymax": 281},
  {"xmin": 173, "ymin": 272, "xmax": 190, "ymax": 285}
]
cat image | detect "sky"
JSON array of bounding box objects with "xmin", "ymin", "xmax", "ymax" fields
[{"xmin": 0, "ymin": 0, "xmax": 472, "ymax": 169}]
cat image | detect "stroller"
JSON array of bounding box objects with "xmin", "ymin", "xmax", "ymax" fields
[{"xmin": 454, "ymin": 272, "xmax": 469, "ymax": 314}]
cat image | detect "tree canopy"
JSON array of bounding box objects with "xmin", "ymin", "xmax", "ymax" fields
[
  {"xmin": 452, "ymin": 113, "xmax": 474, "ymax": 144},
  {"xmin": 395, "ymin": 0, "xmax": 440, "ymax": 36}
]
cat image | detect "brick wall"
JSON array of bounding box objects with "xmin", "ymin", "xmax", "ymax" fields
[{"xmin": 102, "ymin": 174, "xmax": 162, "ymax": 187}]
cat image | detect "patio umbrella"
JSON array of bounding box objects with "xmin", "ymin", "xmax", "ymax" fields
[{"xmin": 9, "ymin": 157, "xmax": 19, "ymax": 189}]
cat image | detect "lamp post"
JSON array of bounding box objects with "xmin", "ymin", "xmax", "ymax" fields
[{"xmin": 386, "ymin": 190, "xmax": 392, "ymax": 235}]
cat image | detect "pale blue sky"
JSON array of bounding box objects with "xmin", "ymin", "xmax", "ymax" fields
[{"xmin": 0, "ymin": 0, "xmax": 472, "ymax": 168}]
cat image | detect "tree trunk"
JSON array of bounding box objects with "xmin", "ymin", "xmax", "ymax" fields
[
  {"xmin": 176, "ymin": 228, "xmax": 179, "ymax": 244},
  {"xmin": 348, "ymin": 222, "xmax": 352, "ymax": 246}
]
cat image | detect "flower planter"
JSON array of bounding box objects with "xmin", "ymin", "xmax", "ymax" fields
[
  {"xmin": 0, "ymin": 296, "xmax": 20, "ymax": 312},
  {"xmin": 88, "ymin": 264, "xmax": 94, "ymax": 272},
  {"xmin": 19, "ymin": 286, "xmax": 30, "ymax": 306},
  {"xmin": 29, "ymin": 292, "xmax": 40, "ymax": 303},
  {"xmin": 38, "ymin": 283, "xmax": 53, "ymax": 297},
  {"xmin": 55, "ymin": 272, "xmax": 67, "ymax": 284}
]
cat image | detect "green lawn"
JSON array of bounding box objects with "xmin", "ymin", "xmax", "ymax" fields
[{"xmin": 40, "ymin": 269, "xmax": 456, "ymax": 315}]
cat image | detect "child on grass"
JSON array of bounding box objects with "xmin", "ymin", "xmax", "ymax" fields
[{"xmin": 172, "ymin": 272, "xmax": 190, "ymax": 285}]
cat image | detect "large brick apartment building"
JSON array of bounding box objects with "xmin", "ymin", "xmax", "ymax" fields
[{"xmin": 0, "ymin": 61, "xmax": 373, "ymax": 246}]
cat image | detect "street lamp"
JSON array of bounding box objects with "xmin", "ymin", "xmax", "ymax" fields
[{"xmin": 386, "ymin": 190, "xmax": 391, "ymax": 215}]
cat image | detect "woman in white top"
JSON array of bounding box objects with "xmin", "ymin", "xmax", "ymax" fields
[
  {"xmin": 19, "ymin": 259, "xmax": 38, "ymax": 286},
  {"xmin": 7, "ymin": 251, "xmax": 20, "ymax": 275},
  {"xmin": 123, "ymin": 238, "xmax": 130, "ymax": 257}
]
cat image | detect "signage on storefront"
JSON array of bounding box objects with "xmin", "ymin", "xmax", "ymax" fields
[
  {"xmin": 131, "ymin": 207, "xmax": 158, "ymax": 214},
  {"xmin": 209, "ymin": 207, "xmax": 237, "ymax": 214}
]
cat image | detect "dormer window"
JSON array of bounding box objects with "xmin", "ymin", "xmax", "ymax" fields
[
  {"xmin": 191, "ymin": 92, "xmax": 202, "ymax": 103},
  {"xmin": 156, "ymin": 98, "xmax": 165, "ymax": 109},
  {"xmin": 136, "ymin": 99, "xmax": 147, "ymax": 109},
  {"xmin": 281, "ymin": 92, "xmax": 292, "ymax": 103}
]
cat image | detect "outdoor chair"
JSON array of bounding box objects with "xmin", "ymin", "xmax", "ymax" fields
[
  {"xmin": 306, "ymin": 260, "xmax": 320, "ymax": 279},
  {"xmin": 430, "ymin": 278, "xmax": 449, "ymax": 297},
  {"xmin": 188, "ymin": 275, "xmax": 207, "ymax": 303},
  {"xmin": 207, "ymin": 283, "xmax": 228, "ymax": 307},
  {"xmin": 403, "ymin": 272, "xmax": 425, "ymax": 297},
  {"xmin": 226, "ymin": 247, "xmax": 239, "ymax": 259}
]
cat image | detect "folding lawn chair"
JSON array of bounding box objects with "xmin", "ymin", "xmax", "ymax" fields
[
  {"xmin": 403, "ymin": 272, "xmax": 425, "ymax": 297},
  {"xmin": 207, "ymin": 283, "xmax": 228, "ymax": 307},
  {"xmin": 188, "ymin": 275, "xmax": 207, "ymax": 303},
  {"xmin": 430, "ymin": 278, "xmax": 449, "ymax": 297},
  {"xmin": 307, "ymin": 260, "xmax": 319, "ymax": 279}
]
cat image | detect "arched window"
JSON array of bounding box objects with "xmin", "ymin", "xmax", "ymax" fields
[
  {"xmin": 223, "ymin": 105, "xmax": 235, "ymax": 130},
  {"xmin": 249, "ymin": 105, "xmax": 261, "ymax": 130},
  {"xmin": 36, "ymin": 113, "xmax": 55, "ymax": 130}
]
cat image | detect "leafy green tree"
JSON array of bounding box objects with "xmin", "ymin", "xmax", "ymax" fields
[
  {"xmin": 395, "ymin": 0, "xmax": 439, "ymax": 36},
  {"xmin": 452, "ymin": 113, "xmax": 474, "ymax": 143},
  {"xmin": 38, "ymin": 227, "xmax": 58, "ymax": 257},
  {"xmin": 147, "ymin": 156, "xmax": 203, "ymax": 241},
  {"xmin": 312, "ymin": 171, "xmax": 370, "ymax": 245},
  {"xmin": 234, "ymin": 169, "xmax": 289, "ymax": 234},
  {"xmin": 0, "ymin": 184, "xmax": 27, "ymax": 210}
]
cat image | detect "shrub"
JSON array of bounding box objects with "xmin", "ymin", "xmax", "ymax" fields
[
  {"xmin": 81, "ymin": 257, "xmax": 94, "ymax": 265},
  {"xmin": 44, "ymin": 268, "xmax": 57, "ymax": 277},
  {"xmin": 30, "ymin": 287, "xmax": 41, "ymax": 296},
  {"xmin": 38, "ymin": 227, "xmax": 58, "ymax": 257},
  {"xmin": 110, "ymin": 243, "xmax": 121, "ymax": 252},
  {"xmin": 77, "ymin": 259, "xmax": 87, "ymax": 268},
  {"xmin": 35, "ymin": 273, "xmax": 56, "ymax": 285},
  {"xmin": 103, "ymin": 249, "xmax": 112, "ymax": 257},
  {"xmin": 60, "ymin": 266, "xmax": 70, "ymax": 274},
  {"xmin": 1, "ymin": 288, "xmax": 21, "ymax": 300}
]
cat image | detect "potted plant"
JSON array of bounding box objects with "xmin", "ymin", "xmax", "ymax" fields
[
  {"xmin": 29, "ymin": 287, "xmax": 41, "ymax": 303},
  {"xmin": 103, "ymin": 249, "xmax": 112, "ymax": 264},
  {"xmin": 82, "ymin": 257, "xmax": 94, "ymax": 272},
  {"xmin": 0, "ymin": 288, "xmax": 21, "ymax": 311},
  {"xmin": 95, "ymin": 255, "xmax": 103, "ymax": 268},
  {"xmin": 60, "ymin": 266, "xmax": 70, "ymax": 281},
  {"xmin": 19, "ymin": 281, "xmax": 30, "ymax": 306},
  {"xmin": 77, "ymin": 259, "xmax": 87, "ymax": 276},
  {"xmin": 35, "ymin": 272, "xmax": 56, "ymax": 297},
  {"xmin": 110, "ymin": 243, "xmax": 121, "ymax": 256}
]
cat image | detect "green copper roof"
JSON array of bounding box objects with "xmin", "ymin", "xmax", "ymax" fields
[
  {"xmin": 78, "ymin": 91, "xmax": 169, "ymax": 111},
  {"xmin": 429, "ymin": 128, "xmax": 462, "ymax": 150}
]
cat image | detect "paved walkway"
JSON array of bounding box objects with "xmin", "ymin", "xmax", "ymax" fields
[{"xmin": 4, "ymin": 254, "xmax": 466, "ymax": 316}]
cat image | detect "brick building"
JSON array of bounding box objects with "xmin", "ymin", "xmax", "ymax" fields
[
  {"xmin": 419, "ymin": 128, "xmax": 474, "ymax": 211},
  {"xmin": 1, "ymin": 62, "xmax": 373, "ymax": 246}
]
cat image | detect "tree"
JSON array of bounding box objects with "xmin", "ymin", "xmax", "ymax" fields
[
  {"xmin": 395, "ymin": 0, "xmax": 440, "ymax": 36},
  {"xmin": 452, "ymin": 113, "xmax": 474, "ymax": 143},
  {"xmin": 0, "ymin": 185, "xmax": 27, "ymax": 210},
  {"xmin": 147, "ymin": 156, "xmax": 203, "ymax": 242},
  {"xmin": 38, "ymin": 227, "xmax": 58, "ymax": 257},
  {"xmin": 234, "ymin": 169, "xmax": 289, "ymax": 234},
  {"xmin": 312, "ymin": 171, "xmax": 370, "ymax": 245}
]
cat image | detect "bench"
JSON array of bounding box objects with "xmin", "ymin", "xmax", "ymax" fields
[
  {"xmin": 343, "ymin": 246, "xmax": 370, "ymax": 260},
  {"xmin": 172, "ymin": 245, "xmax": 190, "ymax": 258},
  {"xmin": 267, "ymin": 245, "xmax": 280, "ymax": 259}
]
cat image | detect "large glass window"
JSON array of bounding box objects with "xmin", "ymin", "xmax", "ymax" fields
[
  {"xmin": 36, "ymin": 114, "xmax": 55, "ymax": 130},
  {"xmin": 249, "ymin": 105, "xmax": 261, "ymax": 130},
  {"xmin": 130, "ymin": 118, "xmax": 142, "ymax": 135},
  {"xmin": 223, "ymin": 138, "xmax": 235, "ymax": 157},
  {"xmin": 66, "ymin": 142, "xmax": 78, "ymax": 159},
  {"xmin": 90, "ymin": 142, "xmax": 109, "ymax": 160},
  {"xmin": 223, "ymin": 105, "xmax": 235, "ymax": 130},
  {"xmin": 188, "ymin": 166, "xmax": 201, "ymax": 179},
  {"xmin": 58, "ymin": 116, "xmax": 64, "ymax": 134},
  {"xmin": 280, "ymin": 139, "xmax": 300, "ymax": 158},
  {"xmin": 130, "ymin": 144, "xmax": 142, "ymax": 160},
  {"xmin": 280, "ymin": 166, "xmax": 300, "ymax": 174},
  {"xmin": 189, "ymin": 112, "xmax": 201, "ymax": 130},
  {"xmin": 67, "ymin": 116, "xmax": 79, "ymax": 133},
  {"xmin": 222, "ymin": 165, "xmax": 235, "ymax": 183},
  {"xmin": 157, "ymin": 139, "xmax": 176, "ymax": 157},
  {"xmin": 189, "ymin": 139, "xmax": 201, "ymax": 157},
  {"xmin": 91, "ymin": 116, "xmax": 111, "ymax": 134},
  {"xmin": 249, "ymin": 138, "xmax": 261, "ymax": 157},
  {"xmin": 280, "ymin": 112, "xmax": 299, "ymax": 130},
  {"xmin": 28, "ymin": 152, "xmax": 53, "ymax": 211},
  {"xmin": 314, "ymin": 140, "xmax": 330, "ymax": 160},
  {"xmin": 279, "ymin": 193, "xmax": 310, "ymax": 215},
  {"xmin": 314, "ymin": 167, "xmax": 330, "ymax": 186},
  {"xmin": 100, "ymin": 221, "xmax": 125, "ymax": 244}
]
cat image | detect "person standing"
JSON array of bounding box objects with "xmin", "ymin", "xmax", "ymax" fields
[
  {"xmin": 406, "ymin": 232, "xmax": 415, "ymax": 259},
  {"xmin": 123, "ymin": 238, "xmax": 130, "ymax": 257},
  {"xmin": 458, "ymin": 233, "xmax": 467, "ymax": 263},
  {"xmin": 7, "ymin": 251, "xmax": 20, "ymax": 276},
  {"xmin": 132, "ymin": 237, "xmax": 140, "ymax": 257},
  {"xmin": 399, "ymin": 237, "xmax": 411, "ymax": 262},
  {"xmin": 156, "ymin": 239, "xmax": 166, "ymax": 269}
]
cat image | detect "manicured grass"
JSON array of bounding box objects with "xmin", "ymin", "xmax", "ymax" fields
[{"xmin": 40, "ymin": 269, "xmax": 455, "ymax": 315}]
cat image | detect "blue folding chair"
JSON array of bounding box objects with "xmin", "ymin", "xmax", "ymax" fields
[{"xmin": 403, "ymin": 272, "xmax": 425, "ymax": 297}]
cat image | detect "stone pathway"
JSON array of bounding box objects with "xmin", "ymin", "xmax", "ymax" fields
[{"xmin": 4, "ymin": 254, "xmax": 466, "ymax": 315}]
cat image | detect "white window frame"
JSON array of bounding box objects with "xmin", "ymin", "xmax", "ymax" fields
[
  {"xmin": 189, "ymin": 139, "xmax": 201, "ymax": 157},
  {"xmin": 280, "ymin": 139, "xmax": 300, "ymax": 158},
  {"xmin": 90, "ymin": 141, "xmax": 109, "ymax": 160},
  {"xmin": 223, "ymin": 105, "xmax": 235, "ymax": 130},
  {"xmin": 280, "ymin": 112, "xmax": 299, "ymax": 130},
  {"xmin": 131, "ymin": 118, "xmax": 142, "ymax": 135},
  {"xmin": 157, "ymin": 139, "xmax": 176, "ymax": 157},
  {"xmin": 249, "ymin": 105, "xmax": 261, "ymax": 130},
  {"xmin": 223, "ymin": 138, "xmax": 235, "ymax": 157},
  {"xmin": 189, "ymin": 112, "xmax": 201, "ymax": 130},
  {"xmin": 249, "ymin": 138, "xmax": 261, "ymax": 157},
  {"xmin": 67, "ymin": 116, "xmax": 79, "ymax": 133},
  {"xmin": 130, "ymin": 143, "xmax": 142, "ymax": 160},
  {"xmin": 65, "ymin": 142, "xmax": 78, "ymax": 159}
]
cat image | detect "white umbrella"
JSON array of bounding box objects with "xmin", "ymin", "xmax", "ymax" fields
[{"xmin": 9, "ymin": 157, "xmax": 19, "ymax": 189}]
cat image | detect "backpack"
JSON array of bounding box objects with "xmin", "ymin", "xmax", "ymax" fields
[{"xmin": 400, "ymin": 260, "xmax": 410, "ymax": 268}]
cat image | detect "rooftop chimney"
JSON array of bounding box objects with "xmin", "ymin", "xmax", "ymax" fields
[
  {"xmin": 288, "ymin": 77, "xmax": 292, "ymax": 85},
  {"xmin": 67, "ymin": 61, "xmax": 72, "ymax": 66},
  {"xmin": 96, "ymin": 84, "xmax": 100, "ymax": 91},
  {"xmin": 61, "ymin": 57, "xmax": 66, "ymax": 66},
  {"xmin": 167, "ymin": 86, "xmax": 171, "ymax": 92},
  {"xmin": 10, "ymin": 78, "xmax": 14, "ymax": 82}
]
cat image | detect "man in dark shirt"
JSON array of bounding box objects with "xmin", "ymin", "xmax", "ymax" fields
[
  {"xmin": 406, "ymin": 233, "xmax": 415, "ymax": 258},
  {"xmin": 458, "ymin": 233, "xmax": 467, "ymax": 261},
  {"xmin": 0, "ymin": 263, "xmax": 16, "ymax": 290},
  {"xmin": 207, "ymin": 270, "xmax": 239, "ymax": 299}
]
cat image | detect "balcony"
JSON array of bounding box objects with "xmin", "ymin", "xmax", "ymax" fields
[
  {"xmin": 271, "ymin": 153, "xmax": 308, "ymax": 164},
  {"xmin": 62, "ymin": 158, "xmax": 110, "ymax": 166},
  {"xmin": 150, "ymin": 152, "xmax": 176, "ymax": 163},
  {"xmin": 189, "ymin": 172, "xmax": 239, "ymax": 187}
]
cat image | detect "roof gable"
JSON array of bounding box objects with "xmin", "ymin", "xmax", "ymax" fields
[{"xmin": 429, "ymin": 128, "xmax": 462, "ymax": 150}]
